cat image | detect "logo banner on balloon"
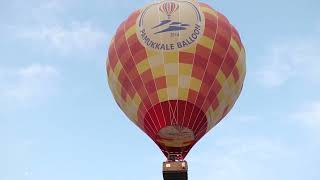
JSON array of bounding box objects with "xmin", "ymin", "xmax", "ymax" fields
[{"xmin": 137, "ymin": 0, "xmax": 205, "ymax": 51}]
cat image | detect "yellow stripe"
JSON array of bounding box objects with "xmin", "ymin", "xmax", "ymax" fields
[
  {"xmin": 125, "ymin": 25, "xmax": 137, "ymax": 39},
  {"xmin": 157, "ymin": 89, "xmax": 168, "ymax": 102},
  {"xmin": 230, "ymin": 38, "xmax": 241, "ymax": 54},
  {"xmin": 190, "ymin": 77, "xmax": 202, "ymax": 92},
  {"xmin": 133, "ymin": 94, "xmax": 142, "ymax": 107},
  {"xmin": 198, "ymin": 36, "xmax": 214, "ymax": 49},
  {"xmin": 165, "ymin": 63, "xmax": 179, "ymax": 75},
  {"xmin": 179, "ymin": 75, "xmax": 190, "ymax": 88},
  {"xmin": 167, "ymin": 87, "xmax": 178, "ymax": 99},
  {"xmin": 167, "ymin": 75, "xmax": 178, "ymax": 87},
  {"xmin": 235, "ymin": 48, "xmax": 246, "ymax": 78},
  {"xmin": 179, "ymin": 64, "xmax": 192, "ymax": 75},
  {"xmin": 180, "ymin": 43, "xmax": 197, "ymax": 53},
  {"xmin": 148, "ymin": 54, "xmax": 164, "ymax": 67},
  {"xmin": 152, "ymin": 65, "xmax": 165, "ymax": 78},
  {"xmin": 136, "ymin": 59, "xmax": 149, "ymax": 74},
  {"xmin": 163, "ymin": 51, "xmax": 179, "ymax": 64},
  {"xmin": 216, "ymin": 70, "xmax": 227, "ymax": 86},
  {"xmin": 113, "ymin": 61, "xmax": 123, "ymax": 78},
  {"xmin": 178, "ymin": 88, "xmax": 189, "ymax": 100}
]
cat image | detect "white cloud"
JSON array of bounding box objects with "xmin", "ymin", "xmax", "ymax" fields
[
  {"xmin": 190, "ymin": 136, "xmax": 289, "ymax": 180},
  {"xmin": 0, "ymin": 64, "xmax": 60, "ymax": 104},
  {"xmin": 16, "ymin": 22, "xmax": 108, "ymax": 53},
  {"xmin": 293, "ymin": 101, "xmax": 320, "ymax": 133},
  {"xmin": 257, "ymin": 37, "xmax": 320, "ymax": 88}
]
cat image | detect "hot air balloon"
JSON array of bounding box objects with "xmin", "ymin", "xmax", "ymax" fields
[
  {"xmin": 159, "ymin": 2, "xmax": 179, "ymax": 19},
  {"xmin": 106, "ymin": 0, "xmax": 246, "ymax": 179}
]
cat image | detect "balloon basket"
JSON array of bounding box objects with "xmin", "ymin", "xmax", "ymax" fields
[{"xmin": 163, "ymin": 161, "xmax": 188, "ymax": 180}]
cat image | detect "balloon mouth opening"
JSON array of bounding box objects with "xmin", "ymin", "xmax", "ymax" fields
[{"xmin": 143, "ymin": 100, "xmax": 208, "ymax": 158}]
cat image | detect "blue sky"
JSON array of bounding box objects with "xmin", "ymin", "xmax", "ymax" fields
[{"xmin": 1, "ymin": 0, "xmax": 320, "ymax": 180}]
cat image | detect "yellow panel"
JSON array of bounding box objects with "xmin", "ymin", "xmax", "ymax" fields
[
  {"xmin": 228, "ymin": 74, "xmax": 237, "ymax": 88},
  {"xmin": 216, "ymin": 70, "xmax": 227, "ymax": 86},
  {"xmin": 206, "ymin": 107, "xmax": 217, "ymax": 131},
  {"xmin": 230, "ymin": 38, "xmax": 241, "ymax": 55},
  {"xmin": 110, "ymin": 70, "xmax": 122, "ymax": 97},
  {"xmin": 179, "ymin": 64, "xmax": 192, "ymax": 75},
  {"xmin": 178, "ymin": 88, "xmax": 189, "ymax": 100},
  {"xmin": 200, "ymin": 7, "xmax": 218, "ymax": 17},
  {"xmin": 165, "ymin": 63, "xmax": 179, "ymax": 75},
  {"xmin": 167, "ymin": 75, "xmax": 178, "ymax": 87},
  {"xmin": 123, "ymin": 93, "xmax": 142, "ymax": 124},
  {"xmin": 217, "ymin": 87, "xmax": 226, "ymax": 103},
  {"xmin": 180, "ymin": 43, "xmax": 197, "ymax": 53},
  {"xmin": 152, "ymin": 65, "xmax": 165, "ymax": 78},
  {"xmin": 133, "ymin": 94, "xmax": 142, "ymax": 107},
  {"xmin": 108, "ymin": 74, "xmax": 117, "ymax": 95},
  {"xmin": 222, "ymin": 84, "xmax": 233, "ymax": 99},
  {"xmin": 146, "ymin": 49, "xmax": 159, "ymax": 58},
  {"xmin": 167, "ymin": 87, "xmax": 178, "ymax": 99},
  {"xmin": 158, "ymin": 88, "xmax": 168, "ymax": 102},
  {"xmin": 113, "ymin": 61, "xmax": 123, "ymax": 77},
  {"xmin": 179, "ymin": 75, "xmax": 190, "ymax": 88},
  {"xmin": 235, "ymin": 48, "xmax": 246, "ymax": 80},
  {"xmin": 126, "ymin": 102, "xmax": 138, "ymax": 123},
  {"xmin": 198, "ymin": 36, "xmax": 214, "ymax": 49},
  {"xmin": 214, "ymin": 101, "xmax": 227, "ymax": 122},
  {"xmin": 190, "ymin": 77, "xmax": 202, "ymax": 92},
  {"xmin": 149, "ymin": 54, "xmax": 164, "ymax": 67},
  {"xmin": 125, "ymin": 25, "xmax": 137, "ymax": 39},
  {"xmin": 136, "ymin": 59, "xmax": 149, "ymax": 74},
  {"xmin": 164, "ymin": 52, "xmax": 179, "ymax": 64}
]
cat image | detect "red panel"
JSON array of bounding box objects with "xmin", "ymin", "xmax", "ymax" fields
[
  {"xmin": 132, "ymin": 76, "xmax": 143, "ymax": 90},
  {"xmin": 145, "ymin": 80, "xmax": 157, "ymax": 94},
  {"xmin": 193, "ymin": 45, "xmax": 211, "ymax": 68},
  {"xmin": 148, "ymin": 91, "xmax": 160, "ymax": 109},
  {"xmin": 127, "ymin": 34, "xmax": 148, "ymax": 64},
  {"xmin": 206, "ymin": 61, "xmax": 219, "ymax": 76},
  {"xmin": 198, "ymin": 83, "xmax": 210, "ymax": 98},
  {"xmin": 187, "ymin": 89, "xmax": 198, "ymax": 103},
  {"xmin": 123, "ymin": 57, "xmax": 135, "ymax": 70},
  {"xmin": 142, "ymin": 96, "xmax": 153, "ymax": 111},
  {"xmin": 127, "ymin": 67, "xmax": 140, "ymax": 80},
  {"xmin": 108, "ymin": 42, "xmax": 118, "ymax": 69},
  {"xmin": 194, "ymin": 93, "xmax": 206, "ymax": 109},
  {"xmin": 215, "ymin": 23, "xmax": 231, "ymax": 48},
  {"xmin": 179, "ymin": 52, "xmax": 194, "ymax": 64},
  {"xmin": 120, "ymin": 75, "xmax": 131, "ymax": 93},
  {"xmin": 205, "ymin": 81, "xmax": 221, "ymax": 107},
  {"xmin": 140, "ymin": 70, "xmax": 154, "ymax": 84},
  {"xmin": 191, "ymin": 65, "xmax": 204, "ymax": 79},
  {"xmin": 211, "ymin": 98, "xmax": 219, "ymax": 111},
  {"xmin": 221, "ymin": 47, "xmax": 239, "ymax": 77},
  {"xmin": 203, "ymin": 12, "xmax": 218, "ymax": 37},
  {"xmin": 127, "ymin": 84, "xmax": 136, "ymax": 98},
  {"xmin": 155, "ymin": 76, "xmax": 167, "ymax": 89},
  {"xmin": 232, "ymin": 68, "xmax": 240, "ymax": 82}
]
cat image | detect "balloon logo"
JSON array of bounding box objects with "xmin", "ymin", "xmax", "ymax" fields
[{"xmin": 159, "ymin": 2, "xmax": 179, "ymax": 19}]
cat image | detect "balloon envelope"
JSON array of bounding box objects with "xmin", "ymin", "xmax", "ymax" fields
[{"xmin": 107, "ymin": 0, "xmax": 246, "ymax": 158}]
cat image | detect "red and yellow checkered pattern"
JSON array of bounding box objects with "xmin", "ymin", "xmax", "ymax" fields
[{"xmin": 106, "ymin": 1, "xmax": 246, "ymax": 158}]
